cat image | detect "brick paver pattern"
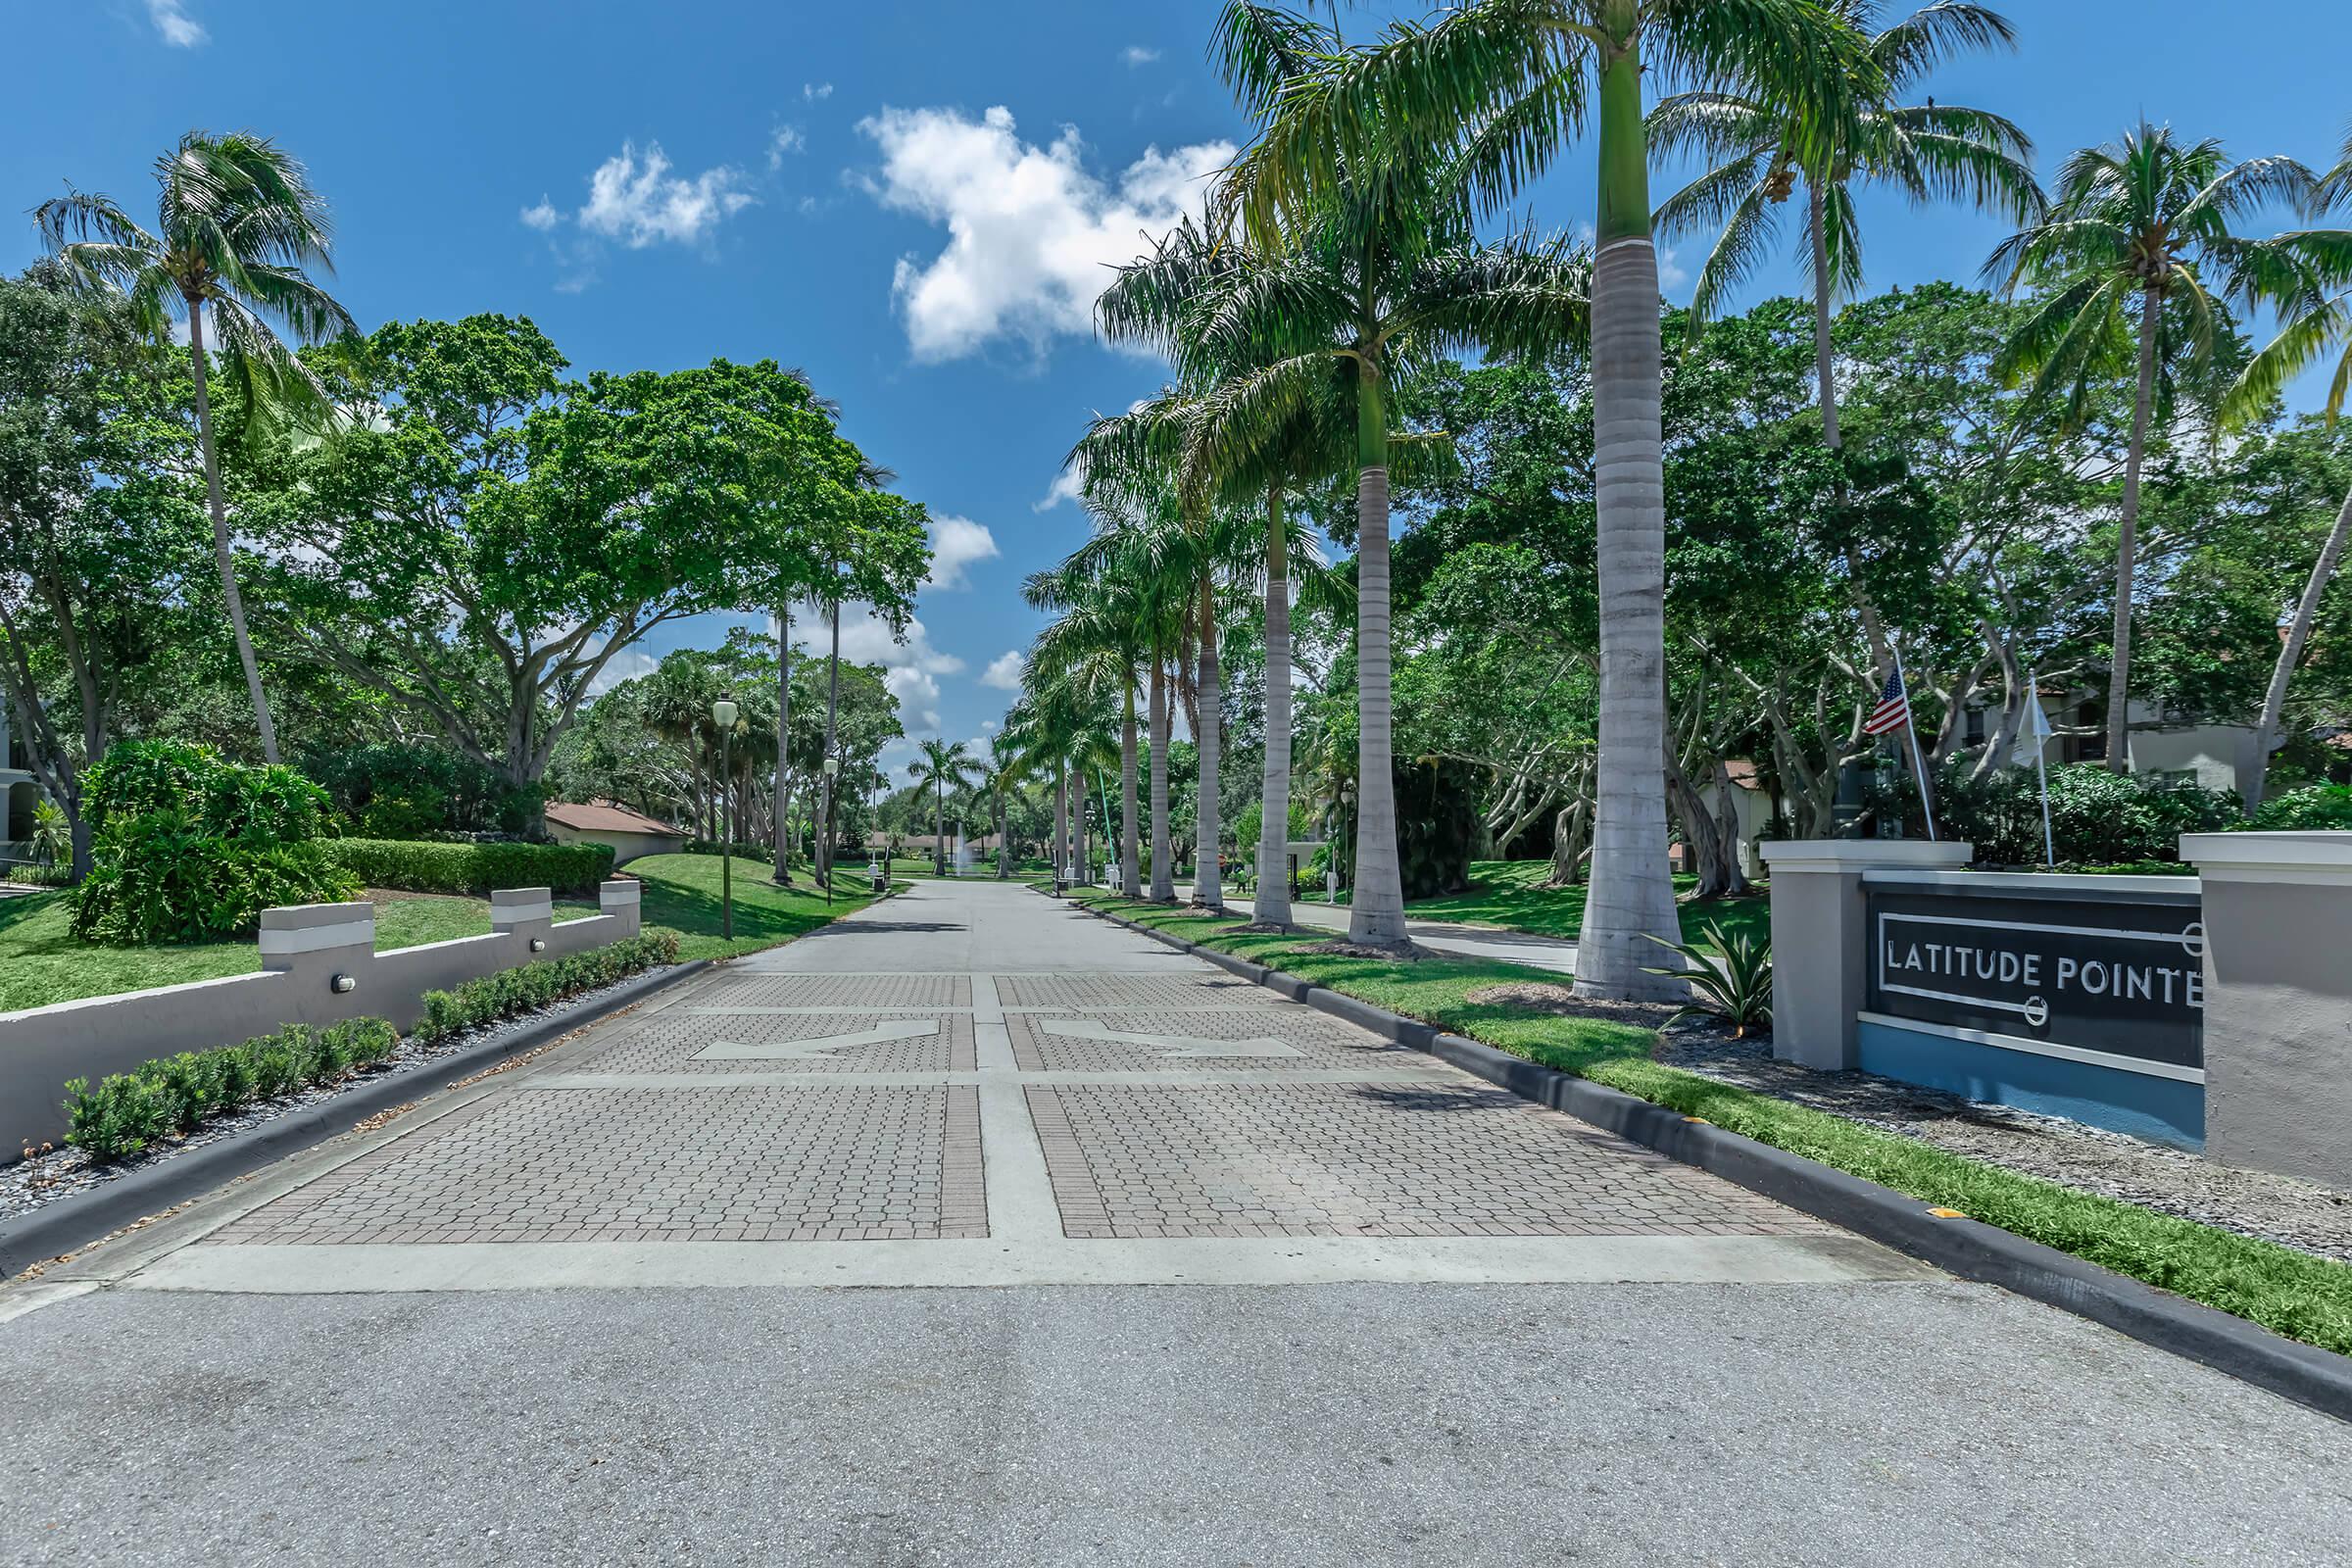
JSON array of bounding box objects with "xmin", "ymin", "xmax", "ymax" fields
[
  {"xmin": 1007, "ymin": 1009, "xmax": 1416, "ymax": 1071},
  {"xmin": 700, "ymin": 974, "xmax": 971, "ymax": 1008},
  {"xmin": 997, "ymin": 973, "xmax": 1272, "ymax": 1009},
  {"xmin": 577, "ymin": 1012, "xmax": 977, "ymax": 1075},
  {"xmin": 1029, "ymin": 1081, "xmax": 1838, "ymax": 1240},
  {"xmin": 211, "ymin": 1086, "xmax": 986, "ymax": 1244}
]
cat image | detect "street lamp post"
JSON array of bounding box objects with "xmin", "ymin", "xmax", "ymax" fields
[
  {"xmin": 712, "ymin": 695, "xmax": 738, "ymax": 942},
  {"xmin": 1339, "ymin": 779, "xmax": 1355, "ymax": 905}
]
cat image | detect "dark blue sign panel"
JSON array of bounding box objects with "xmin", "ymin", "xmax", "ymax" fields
[{"xmin": 1864, "ymin": 883, "xmax": 2204, "ymax": 1070}]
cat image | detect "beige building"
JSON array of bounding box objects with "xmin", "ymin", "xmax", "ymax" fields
[{"xmin": 545, "ymin": 801, "xmax": 687, "ymax": 867}]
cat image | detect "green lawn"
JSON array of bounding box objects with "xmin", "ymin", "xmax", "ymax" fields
[
  {"xmin": 1340, "ymin": 859, "xmax": 1771, "ymax": 947},
  {"xmin": 1060, "ymin": 888, "xmax": 2352, "ymax": 1359},
  {"xmin": 628, "ymin": 853, "xmax": 887, "ymax": 962},
  {"xmin": 0, "ymin": 889, "xmax": 596, "ymax": 1013}
]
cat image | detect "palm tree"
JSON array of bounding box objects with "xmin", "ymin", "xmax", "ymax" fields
[
  {"xmin": 1126, "ymin": 35, "xmax": 1591, "ymax": 947},
  {"xmin": 907, "ymin": 739, "xmax": 980, "ymax": 875},
  {"xmin": 1024, "ymin": 556, "xmax": 1155, "ymax": 899},
  {"xmin": 770, "ymin": 605, "xmax": 798, "ymax": 884},
  {"xmin": 1649, "ymin": 2, "xmax": 2036, "ymax": 454},
  {"xmin": 1211, "ymin": 0, "xmax": 1870, "ymax": 995},
  {"xmin": 2221, "ymin": 134, "xmax": 2352, "ymax": 811},
  {"xmin": 37, "ymin": 131, "xmax": 357, "ymax": 764},
  {"xmin": 976, "ymin": 735, "xmax": 1027, "ymax": 878},
  {"xmin": 1988, "ymin": 124, "xmax": 2313, "ymax": 771}
]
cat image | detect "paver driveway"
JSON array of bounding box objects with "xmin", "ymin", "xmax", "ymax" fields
[{"xmin": 4, "ymin": 879, "xmax": 2348, "ymax": 1565}]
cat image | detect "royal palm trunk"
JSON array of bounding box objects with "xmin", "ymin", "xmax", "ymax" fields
[
  {"xmin": 1809, "ymin": 178, "xmax": 1840, "ymax": 450},
  {"xmin": 1576, "ymin": 28, "xmax": 1685, "ymax": 1002},
  {"xmin": 1348, "ymin": 366, "xmax": 1407, "ymax": 948},
  {"xmin": 1254, "ymin": 487, "xmax": 1295, "ymax": 926},
  {"xmin": 1121, "ymin": 683, "xmax": 1142, "ymax": 897},
  {"xmin": 771, "ymin": 605, "xmax": 793, "ymax": 884},
  {"xmin": 1194, "ymin": 574, "xmax": 1223, "ymax": 909},
  {"xmin": 1149, "ymin": 653, "xmax": 1173, "ymax": 900}
]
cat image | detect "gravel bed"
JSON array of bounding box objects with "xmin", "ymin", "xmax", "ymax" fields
[
  {"xmin": 1652, "ymin": 1028, "xmax": 2352, "ymax": 1265},
  {"xmin": 0, "ymin": 974, "xmax": 647, "ymax": 1225}
]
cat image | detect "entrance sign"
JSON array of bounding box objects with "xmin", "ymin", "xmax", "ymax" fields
[{"xmin": 1864, "ymin": 883, "xmax": 2204, "ymax": 1071}]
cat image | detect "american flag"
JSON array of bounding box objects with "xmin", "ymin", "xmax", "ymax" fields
[{"xmin": 1863, "ymin": 668, "xmax": 1912, "ymax": 736}]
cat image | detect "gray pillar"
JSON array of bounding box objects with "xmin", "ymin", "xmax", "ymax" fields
[
  {"xmin": 1757, "ymin": 839, "xmax": 1973, "ymax": 1070},
  {"xmin": 491, "ymin": 886, "xmax": 555, "ymax": 960},
  {"xmin": 258, "ymin": 901, "xmax": 377, "ymax": 1025},
  {"xmin": 2181, "ymin": 831, "xmax": 2352, "ymax": 1187},
  {"xmin": 600, "ymin": 878, "xmax": 642, "ymax": 939}
]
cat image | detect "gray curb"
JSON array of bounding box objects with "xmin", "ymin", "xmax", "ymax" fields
[
  {"xmin": 1054, "ymin": 891, "xmax": 2352, "ymax": 1426},
  {"xmin": 0, "ymin": 959, "xmax": 710, "ymax": 1281}
]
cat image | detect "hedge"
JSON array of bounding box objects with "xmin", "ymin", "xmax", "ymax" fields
[
  {"xmin": 64, "ymin": 1017, "xmax": 400, "ymax": 1162},
  {"xmin": 59, "ymin": 929, "xmax": 680, "ymax": 1162},
  {"xmin": 327, "ymin": 837, "xmax": 615, "ymax": 895},
  {"xmin": 414, "ymin": 931, "xmax": 679, "ymax": 1044}
]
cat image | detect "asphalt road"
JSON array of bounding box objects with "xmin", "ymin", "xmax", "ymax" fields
[{"xmin": 2, "ymin": 880, "xmax": 2344, "ymax": 1565}]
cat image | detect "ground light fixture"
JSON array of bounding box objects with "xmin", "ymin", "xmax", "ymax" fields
[{"xmin": 712, "ymin": 695, "xmax": 738, "ymax": 941}]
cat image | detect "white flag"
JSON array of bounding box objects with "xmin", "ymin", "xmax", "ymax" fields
[{"xmin": 2012, "ymin": 696, "xmax": 2053, "ymax": 766}]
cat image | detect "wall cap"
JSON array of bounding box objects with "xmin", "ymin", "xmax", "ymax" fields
[
  {"xmin": 1860, "ymin": 869, "xmax": 2199, "ymax": 898},
  {"xmin": 490, "ymin": 886, "xmax": 556, "ymax": 906},
  {"xmin": 2180, "ymin": 831, "xmax": 2352, "ymax": 884},
  {"xmin": 1758, "ymin": 840, "xmax": 1974, "ymax": 871},
  {"xmin": 258, "ymin": 902, "xmax": 376, "ymax": 931}
]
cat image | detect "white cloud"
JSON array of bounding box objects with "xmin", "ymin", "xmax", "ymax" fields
[
  {"xmin": 586, "ymin": 647, "xmax": 659, "ymax": 696},
  {"xmin": 1658, "ymin": 244, "xmax": 1690, "ymax": 292},
  {"xmin": 767, "ymin": 125, "xmax": 807, "ymax": 171},
  {"xmin": 147, "ymin": 0, "xmax": 205, "ymax": 47},
  {"xmin": 804, "ymin": 81, "xmax": 834, "ymax": 101},
  {"xmin": 835, "ymin": 606, "xmax": 963, "ymax": 733},
  {"xmin": 923, "ymin": 514, "xmax": 999, "ymax": 590},
  {"xmin": 981, "ymin": 651, "xmax": 1025, "ymax": 691},
  {"xmin": 519, "ymin": 195, "xmax": 561, "ymax": 230},
  {"xmin": 577, "ymin": 141, "xmax": 754, "ymax": 248},
  {"xmin": 1121, "ymin": 45, "xmax": 1160, "ymax": 66},
  {"xmin": 858, "ymin": 105, "xmax": 1235, "ymax": 361},
  {"xmin": 1033, "ymin": 466, "xmax": 1085, "ymax": 512}
]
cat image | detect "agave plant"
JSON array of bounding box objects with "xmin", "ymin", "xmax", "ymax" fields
[{"xmin": 1642, "ymin": 920, "xmax": 1773, "ymax": 1037}]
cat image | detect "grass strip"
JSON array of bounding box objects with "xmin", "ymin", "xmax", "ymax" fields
[{"xmin": 1060, "ymin": 888, "xmax": 2352, "ymax": 1359}]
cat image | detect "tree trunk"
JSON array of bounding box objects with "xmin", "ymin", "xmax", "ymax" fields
[
  {"xmin": 2245, "ymin": 479, "xmax": 2352, "ymax": 813},
  {"xmin": 2107, "ymin": 287, "xmax": 2162, "ymax": 773},
  {"xmin": 819, "ymin": 600, "xmax": 841, "ymax": 889},
  {"xmin": 1121, "ymin": 682, "xmax": 1142, "ymax": 897},
  {"xmin": 1577, "ymin": 33, "xmax": 1685, "ymax": 1002},
  {"xmin": 1809, "ymin": 177, "xmax": 1840, "ymax": 450},
  {"xmin": 1348, "ymin": 366, "xmax": 1406, "ymax": 947},
  {"xmin": 1195, "ymin": 572, "xmax": 1224, "ymax": 910},
  {"xmin": 772, "ymin": 605, "xmax": 794, "ymax": 883},
  {"xmin": 1149, "ymin": 653, "xmax": 1173, "ymax": 900},
  {"xmin": 185, "ymin": 304, "xmax": 281, "ymax": 764},
  {"xmin": 1254, "ymin": 485, "xmax": 1295, "ymax": 926},
  {"xmin": 1548, "ymin": 796, "xmax": 1591, "ymax": 888},
  {"xmin": 1054, "ymin": 764, "xmax": 1067, "ymax": 879}
]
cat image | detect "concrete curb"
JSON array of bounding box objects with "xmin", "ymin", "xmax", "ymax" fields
[
  {"xmin": 1053, "ymin": 891, "xmax": 2352, "ymax": 1426},
  {"xmin": 0, "ymin": 959, "xmax": 710, "ymax": 1281}
]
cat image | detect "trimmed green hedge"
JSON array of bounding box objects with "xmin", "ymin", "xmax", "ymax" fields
[
  {"xmin": 64, "ymin": 1017, "xmax": 400, "ymax": 1161},
  {"xmin": 327, "ymin": 837, "xmax": 615, "ymax": 895},
  {"xmin": 415, "ymin": 931, "xmax": 679, "ymax": 1044}
]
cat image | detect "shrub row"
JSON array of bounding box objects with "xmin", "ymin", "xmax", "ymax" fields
[
  {"xmin": 2241, "ymin": 783, "xmax": 2352, "ymax": 832},
  {"xmin": 64, "ymin": 1018, "xmax": 400, "ymax": 1162},
  {"xmin": 327, "ymin": 837, "xmax": 615, "ymax": 895},
  {"xmin": 414, "ymin": 931, "xmax": 680, "ymax": 1044}
]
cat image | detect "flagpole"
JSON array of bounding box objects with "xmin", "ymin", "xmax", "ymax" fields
[
  {"xmin": 2029, "ymin": 666, "xmax": 2055, "ymax": 866},
  {"xmin": 1892, "ymin": 645, "xmax": 1938, "ymax": 841}
]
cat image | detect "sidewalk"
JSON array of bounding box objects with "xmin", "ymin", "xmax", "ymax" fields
[{"xmin": 1167, "ymin": 883, "xmax": 1579, "ymax": 975}]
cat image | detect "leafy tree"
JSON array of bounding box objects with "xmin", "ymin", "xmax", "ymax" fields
[
  {"xmin": 1988, "ymin": 124, "xmax": 2313, "ymax": 769},
  {"xmin": 0, "ymin": 269, "xmax": 207, "ymax": 877},
  {"xmin": 2220, "ymin": 151, "xmax": 2352, "ymax": 808},
  {"xmin": 263, "ymin": 318, "xmax": 922, "ymax": 832},
  {"xmin": 38, "ymin": 131, "xmax": 358, "ymax": 763}
]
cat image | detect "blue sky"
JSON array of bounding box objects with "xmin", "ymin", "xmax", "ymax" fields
[{"xmin": 5, "ymin": 1, "xmax": 2348, "ymax": 776}]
